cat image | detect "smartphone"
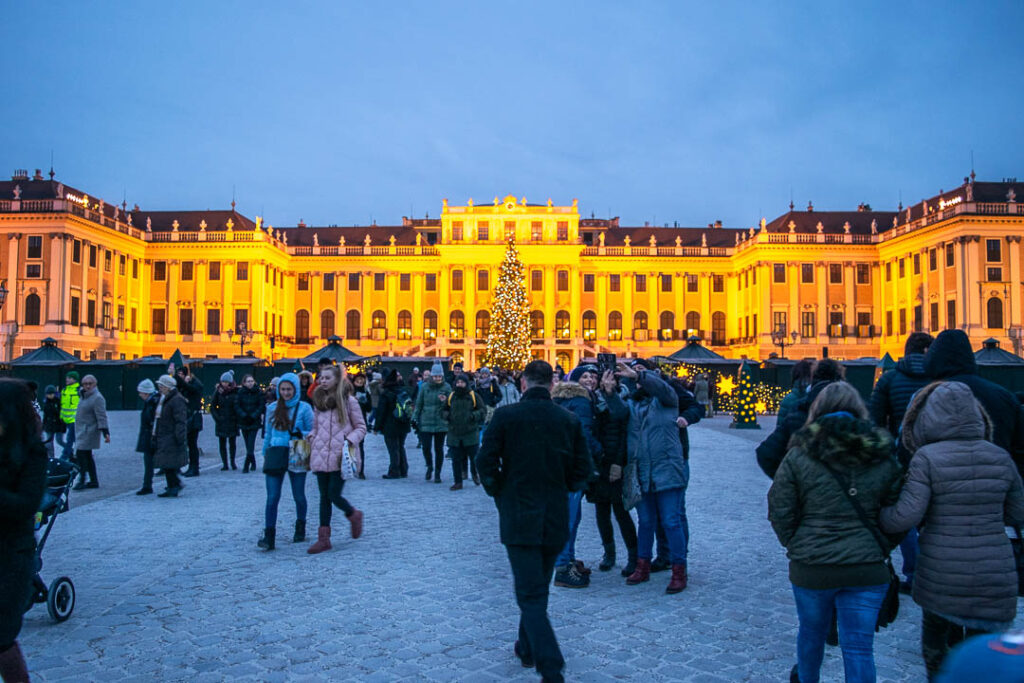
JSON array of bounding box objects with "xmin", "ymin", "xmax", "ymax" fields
[{"xmin": 597, "ymin": 353, "xmax": 617, "ymax": 376}]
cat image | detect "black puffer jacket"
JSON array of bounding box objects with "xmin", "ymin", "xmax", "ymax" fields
[
  {"xmin": 210, "ymin": 386, "xmax": 239, "ymax": 438},
  {"xmin": 924, "ymin": 329, "xmax": 1024, "ymax": 478},
  {"xmin": 869, "ymin": 353, "xmax": 930, "ymax": 438},
  {"xmin": 756, "ymin": 380, "xmax": 833, "ymax": 478},
  {"xmin": 135, "ymin": 393, "xmax": 159, "ymax": 454},
  {"xmin": 235, "ymin": 385, "xmax": 265, "ymax": 431},
  {"xmin": 768, "ymin": 414, "xmax": 902, "ymax": 589},
  {"xmin": 587, "ymin": 385, "xmax": 630, "ymax": 504}
]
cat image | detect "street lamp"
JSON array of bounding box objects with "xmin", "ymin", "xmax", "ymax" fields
[
  {"xmin": 226, "ymin": 323, "xmax": 255, "ymax": 357},
  {"xmin": 771, "ymin": 326, "xmax": 799, "ymax": 358}
]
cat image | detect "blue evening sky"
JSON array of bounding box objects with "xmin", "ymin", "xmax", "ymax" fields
[{"xmin": 2, "ymin": 1, "xmax": 1022, "ymax": 229}]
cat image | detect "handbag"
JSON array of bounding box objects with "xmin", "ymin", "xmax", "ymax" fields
[
  {"xmin": 1011, "ymin": 526, "xmax": 1024, "ymax": 597},
  {"xmin": 263, "ymin": 403, "xmax": 301, "ymax": 474},
  {"xmin": 821, "ymin": 461, "xmax": 900, "ymax": 630}
]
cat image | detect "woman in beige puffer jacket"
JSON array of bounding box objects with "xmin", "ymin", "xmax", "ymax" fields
[{"xmin": 307, "ymin": 366, "xmax": 366, "ymax": 553}]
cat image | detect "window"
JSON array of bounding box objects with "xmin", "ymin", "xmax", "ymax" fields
[
  {"xmin": 686, "ymin": 274, "xmax": 698, "ymax": 292},
  {"xmin": 557, "ymin": 270, "xmax": 568, "ymax": 291},
  {"xmin": 556, "ymin": 221, "xmax": 568, "ymax": 241},
  {"xmin": 154, "ymin": 261, "xmax": 167, "ymax": 280},
  {"xmin": 914, "ymin": 305, "xmax": 923, "ymax": 333},
  {"xmin": 753, "ymin": 314, "xmax": 758, "ymax": 335},
  {"xmin": 348, "ymin": 273, "xmax": 360, "ymax": 290},
  {"xmin": 531, "ymin": 221, "xmax": 543, "ymax": 242},
  {"xmin": 397, "ymin": 310, "xmax": 412, "ymax": 340},
  {"xmin": 582, "ymin": 311, "xmax": 596, "ymax": 341},
  {"xmin": 635, "ymin": 274, "xmax": 647, "ymax": 292},
  {"xmin": 711, "ymin": 312, "xmax": 726, "ymax": 345},
  {"xmin": 449, "ymin": 310, "xmax": 465, "ymax": 338},
  {"xmin": 801, "ymin": 264, "xmax": 814, "ymax": 284},
  {"xmin": 925, "ymin": 249, "xmax": 935, "ymax": 272},
  {"xmin": 773, "ymin": 264, "xmax": 786, "ymax": 283},
  {"xmin": 913, "ymin": 253, "xmax": 920, "ymax": 275},
  {"xmin": 323, "ymin": 272, "xmax": 334, "ymax": 290},
  {"xmin": 321, "ymin": 310, "xmax": 335, "ymax": 338},
  {"xmin": 987, "ymin": 239, "xmax": 1002, "ymax": 262},
  {"xmin": 98, "ymin": 301, "xmax": 110, "ymax": 329},
  {"xmin": 898, "ymin": 258, "xmax": 905, "ymax": 278},
  {"xmin": 296, "ymin": 311, "xmax": 310, "ymax": 344},
  {"xmin": 451, "ymin": 222, "xmax": 463, "ymax": 241},
  {"xmin": 609, "ymin": 274, "xmax": 620, "ymax": 292},
  {"xmin": 581, "ymin": 231, "xmax": 594, "ymax": 246},
  {"xmin": 886, "ymin": 310, "xmax": 893, "ymax": 336},
  {"xmin": 425, "ymin": 232, "xmax": 437, "ymax": 245},
  {"xmin": 857, "ymin": 312, "xmax": 872, "ymax": 337},
  {"xmin": 772, "ymin": 311, "xmax": 787, "ymax": 335},
  {"xmin": 131, "ymin": 307, "xmax": 137, "ymax": 332},
  {"xmin": 531, "ymin": 270, "xmax": 543, "ymax": 292},
  {"xmin": 801, "ymin": 312, "xmax": 815, "ymax": 338},
  {"xmin": 752, "ymin": 268, "xmax": 757, "ymax": 285},
  {"xmin": 234, "ymin": 309, "xmax": 248, "ymax": 331},
  {"xmin": 179, "ymin": 308, "xmax": 194, "ymax": 336},
  {"xmin": 72, "ymin": 239, "xmax": 81, "ymax": 263},
  {"xmin": 988, "ymin": 267, "xmax": 1003, "ymax": 282},
  {"xmin": 236, "ymin": 262, "xmax": 248, "ymax": 280},
  {"xmin": 374, "ymin": 273, "xmax": 385, "ymax": 291},
  {"xmin": 929, "ymin": 302, "xmax": 939, "ymax": 330},
  {"xmin": 477, "ymin": 270, "xmax": 489, "ymax": 291},
  {"xmin": 829, "ymin": 264, "xmax": 843, "ymax": 284},
  {"xmin": 685, "ymin": 311, "xmax": 700, "ymax": 333},
  {"xmin": 856, "ymin": 264, "xmax": 870, "ymax": 285},
  {"xmin": 89, "ymin": 245, "xmax": 97, "ymax": 268},
  {"xmin": 86, "ymin": 300, "xmax": 96, "ymax": 327},
  {"xmin": 207, "ymin": 309, "xmax": 221, "ymax": 336},
  {"xmin": 400, "ymin": 273, "xmax": 411, "ymax": 291},
  {"xmin": 297, "ymin": 273, "xmax": 309, "ymax": 291},
  {"xmin": 475, "ymin": 311, "xmax": 490, "ymax": 338},
  {"xmin": 181, "ymin": 261, "xmax": 194, "ymax": 281},
  {"xmin": 104, "ymin": 250, "xmax": 112, "ymax": 271},
  {"xmin": 987, "ymin": 298, "xmax": 1004, "ymax": 329},
  {"xmin": 885, "ymin": 262, "xmax": 892, "ymax": 281},
  {"xmin": 25, "ymin": 264, "xmax": 41, "ymax": 278},
  {"xmin": 119, "ymin": 255, "xmax": 126, "ymax": 276},
  {"xmin": 583, "ymin": 274, "xmax": 595, "ymax": 292},
  {"xmin": 266, "ymin": 267, "xmax": 271, "ymax": 284},
  {"xmin": 70, "ymin": 296, "xmax": 80, "ymax": 326},
  {"xmin": 346, "ymin": 310, "xmax": 361, "ymax": 339},
  {"xmin": 152, "ymin": 308, "xmax": 166, "ymax": 335},
  {"xmin": 945, "ymin": 243, "xmax": 954, "ymax": 267},
  {"xmin": 423, "ymin": 311, "xmax": 438, "ymax": 339},
  {"xmin": 27, "ymin": 236, "xmax": 42, "ymax": 259},
  {"xmin": 659, "ymin": 311, "xmax": 675, "ymax": 340},
  {"xmin": 947, "ymin": 300, "xmax": 956, "ymax": 330},
  {"xmin": 477, "ymin": 223, "xmax": 489, "ymax": 241},
  {"xmin": 117, "ymin": 305, "xmax": 125, "ymax": 330},
  {"xmin": 24, "ymin": 294, "xmax": 40, "ymax": 326},
  {"xmin": 371, "ymin": 310, "xmax": 387, "ymax": 338},
  {"xmin": 633, "ymin": 311, "xmax": 648, "ymax": 330},
  {"xmin": 451, "ymin": 270, "xmax": 463, "ymax": 291},
  {"xmin": 608, "ymin": 311, "xmax": 622, "ymax": 341},
  {"xmin": 554, "ymin": 311, "xmax": 570, "ymax": 339},
  {"xmin": 899, "ymin": 308, "xmax": 907, "ymax": 335},
  {"xmin": 425, "ymin": 273, "xmax": 436, "ymax": 291},
  {"xmin": 209, "ymin": 261, "xmax": 221, "ymax": 280},
  {"xmin": 132, "ymin": 259, "xmax": 138, "ymax": 279},
  {"xmin": 530, "ymin": 311, "xmax": 545, "ymax": 338},
  {"xmin": 713, "ymin": 274, "xmax": 724, "ymax": 293}
]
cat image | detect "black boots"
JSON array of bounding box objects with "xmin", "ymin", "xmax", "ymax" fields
[
  {"xmin": 293, "ymin": 520, "xmax": 306, "ymax": 543},
  {"xmin": 599, "ymin": 544, "xmax": 616, "ymax": 572},
  {"xmin": 258, "ymin": 528, "xmax": 276, "ymax": 550},
  {"xmin": 0, "ymin": 641, "xmax": 30, "ymax": 683},
  {"xmin": 621, "ymin": 548, "xmax": 638, "ymax": 578}
]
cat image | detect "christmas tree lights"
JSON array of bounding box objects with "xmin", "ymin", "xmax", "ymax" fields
[
  {"xmin": 483, "ymin": 236, "xmax": 532, "ymax": 370},
  {"xmin": 729, "ymin": 360, "xmax": 761, "ymax": 429}
]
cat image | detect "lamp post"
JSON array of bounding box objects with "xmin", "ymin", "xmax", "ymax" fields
[
  {"xmin": 227, "ymin": 323, "xmax": 255, "ymax": 357},
  {"xmin": 771, "ymin": 326, "xmax": 799, "ymax": 359}
]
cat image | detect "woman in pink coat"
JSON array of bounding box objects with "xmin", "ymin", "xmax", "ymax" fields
[{"xmin": 307, "ymin": 366, "xmax": 366, "ymax": 553}]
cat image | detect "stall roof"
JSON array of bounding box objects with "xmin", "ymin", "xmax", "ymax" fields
[
  {"xmin": 666, "ymin": 337, "xmax": 732, "ymax": 363},
  {"xmin": 975, "ymin": 338, "xmax": 1024, "ymax": 365},
  {"xmin": 301, "ymin": 336, "xmax": 364, "ymax": 363},
  {"xmin": 11, "ymin": 338, "xmax": 77, "ymax": 365}
]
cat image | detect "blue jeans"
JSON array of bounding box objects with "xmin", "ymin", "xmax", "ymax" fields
[
  {"xmin": 899, "ymin": 527, "xmax": 918, "ymax": 584},
  {"xmin": 60, "ymin": 422, "xmax": 76, "ymax": 460},
  {"xmin": 791, "ymin": 583, "xmax": 888, "ymax": 683},
  {"xmin": 656, "ymin": 460, "xmax": 690, "ymax": 562},
  {"xmin": 555, "ymin": 490, "xmax": 584, "ymax": 567},
  {"xmin": 264, "ymin": 471, "xmax": 308, "ymax": 528},
  {"xmin": 637, "ymin": 487, "xmax": 687, "ymax": 564}
]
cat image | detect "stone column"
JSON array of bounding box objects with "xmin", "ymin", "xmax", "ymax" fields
[
  {"xmin": 195, "ymin": 261, "xmax": 207, "ymax": 335},
  {"xmin": 1008, "ymin": 236, "xmax": 1022, "ymax": 328},
  {"xmin": 166, "ymin": 261, "xmax": 179, "ymax": 334},
  {"xmin": 47, "ymin": 234, "xmax": 64, "ymax": 323},
  {"xmin": 4, "ymin": 234, "xmax": 20, "ymax": 327}
]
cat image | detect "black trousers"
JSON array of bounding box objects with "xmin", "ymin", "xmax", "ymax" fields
[
  {"xmin": 218, "ymin": 436, "xmax": 237, "ymax": 467},
  {"xmin": 420, "ymin": 432, "xmax": 446, "ymax": 477},
  {"xmin": 75, "ymin": 449, "xmax": 97, "ymax": 484},
  {"xmin": 316, "ymin": 471, "xmax": 354, "ymax": 526},
  {"xmin": 186, "ymin": 429, "xmax": 200, "ymax": 472},
  {"xmin": 142, "ymin": 448, "xmax": 154, "ymax": 490},
  {"xmin": 921, "ymin": 610, "xmax": 991, "ymax": 679},
  {"xmin": 242, "ymin": 429, "xmax": 259, "ymax": 471},
  {"xmin": 165, "ymin": 468, "xmax": 181, "ymax": 490},
  {"xmin": 384, "ymin": 432, "xmax": 408, "ymax": 477},
  {"xmin": 505, "ymin": 544, "xmax": 565, "ymax": 682},
  {"xmin": 594, "ymin": 498, "xmax": 638, "ymax": 553},
  {"xmin": 449, "ymin": 443, "xmax": 478, "ymax": 485}
]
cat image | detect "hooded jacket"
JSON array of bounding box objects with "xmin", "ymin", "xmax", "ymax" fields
[
  {"xmin": 263, "ymin": 373, "xmax": 314, "ymax": 472},
  {"xmin": 879, "ymin": 381, "xmax": 1024, "ymax": 624},
  {"xmin": 869, "ymin": 353, "xmax": 930, "ymax": 440},
  {"xmin": 442, "ymin": 380, "xmax": 485, "ymax": 447},
  {"xmin": 413, "ymin": 379, "xmax": 452, "ymax": 433},
  {"xmin": 756, "ymin": 380, "xmax": 834, "ymax": 479},
  {"xmin": 626, "ymin": 370, "xmax": 687, "ymax": 493},
  {"xmin": 136, "ymin": 393, "xmax": 160, "ymax": 454},
  {"xmin": 924, "ymin": 329, "xmax": 1024, "ymax": 477},
  {"xmin": 552, "ymin": 381, "xmax": 603, "ymax": 465},
  {"xmin": 768, "ymin": 414, "xmax": 902, "ymax": 589}
]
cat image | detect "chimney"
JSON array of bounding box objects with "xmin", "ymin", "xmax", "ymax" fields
[
  {"xmin": 714, "ymin": 220, "xmax": 723, "ymax": 229},
  {"xmin": 11, "ymin": 169, "xmax": 28, "ymax": 181},
  {"xmin": 32, "ymin": 169, "xmax": 44, "ymax": 181},
  {"xmin": 297, "ymin": 219, "xmax": 306, "ymax": 228},
  {"xmin": 644, "ymin": 221, "xmax": 650, "ymax": 227},
  {"xmin": 807, "ymin": 200, "xmax": 814, "ymax": 212}
]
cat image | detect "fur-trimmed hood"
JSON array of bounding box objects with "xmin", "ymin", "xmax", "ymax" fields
[
  {"xmin": 790, "ymin": 413, "xmax": 893, "ymax": 468},
  {"xmin": 551, "ymin": 381, "xmax": 592, "ymax": 401}
]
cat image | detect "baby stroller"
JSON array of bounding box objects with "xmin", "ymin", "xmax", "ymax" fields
[{"xmin": 25, "ymin": 458, "xmax": 78, "ymax": 622}]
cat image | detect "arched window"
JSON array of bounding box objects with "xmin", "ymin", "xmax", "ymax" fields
[
  {"xmin": 346, "ymin": 310, "xmax": 360, "ymax": 340},
  {"xmin": 659, "ymin": 311, "xmax": 675, "ymax": 340},
  {"xmin": 633, "ymin": 311, "xmax": 648, "ymax": 330},
  {"xmin": 24, "ymin": 293, "xmax": 40, "ymax": 326},
  {"xmin": 371, "ymin": 309, "xmax": 387, "ymax": 340},
  {"xmin": 582, "ymin": 311, "xmax": 597, "ymax": 341},
  {"xmin": 397, "ymin": 310, "xmax": 412, "ymax": 340},
  {"xmin": 449, "ymin": 310, "xmax": 465, "ymax": 338},
  {"xmin": 712, "ymin": 311, "xmax": 726, "ymax": 345},
  {"xmin": 608, "ymin": 311, "xmax": 622, "ymax": 341},
  {"xmin": 685, "ymin": 311, "xmax": 701, "ymax": 333},
  {"xmin": 423, "ymin": 311, "xmax": 438, "ymax": 340},
  {"xmin": 475, "ymin": 310, "xmax": 490, "ymax": 339},
  {"xmin": 555, "ymin": 310, "xmax": 570, "ymax": 339},
  {"xmin": 295, "ymin": 310, "xmax": 310, "ymax": 344},
  {"xmin": 556, "ymin": 351, "xmax": 571, "ymax": 369},
  {"xmin": 530, "ymin": 310, "xmax": 545, "ymax": 339},
  {"xmin": 320, "ymin": 310, "xmax": 335, "ymax": 339},
  {"xmin": 987, "ymin": 297, "xmax": 1004, "ymax": 329}
]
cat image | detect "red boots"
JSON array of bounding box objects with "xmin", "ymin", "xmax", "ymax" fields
[
  {"xmin": 625, "ymin": 558, "xmax": 651, "ymax": 585},
  {"xmin": 307, "ymin": 526, "xmax": 332, "ymax": 554},
  {"xmin": 666, "ymin": 564, "xmax": 688, "ymax": 593},
  {"xmin": 348, "ymin": 509, "xmax": 363, "ymax": 539}
]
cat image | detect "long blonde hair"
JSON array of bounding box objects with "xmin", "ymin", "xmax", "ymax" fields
[
  {"xmin": 806, "ymin": 381, "xmax": 868, "ymax": 424},
  {"xmin": 312, "ymin": 366, "xmax": 354, "ymax": 427}
]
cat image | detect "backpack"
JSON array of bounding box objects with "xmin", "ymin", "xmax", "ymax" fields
[{"xmin": 392, "ymin": 389, "xmax": 413, "ymax": 424}]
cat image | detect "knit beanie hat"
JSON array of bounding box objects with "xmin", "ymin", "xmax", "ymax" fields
[
  {"xmin": 220, "ymin": 370, "xmax": 235, "ymax": 383},
  {"xmin": 66, "ymin": 371, "xmax": 80, "ymax": 382},
  {"xmin": 156, "ymin": 375, "xmax": 177, "ymax": 390},
  {"xmin": 430, "ymin": 361, "xmax": 443, "ymax": 376},
  {"xmin": 137, "ymin": 378, "xmax": 156, "ymax": 394},
  {"xmin": 568, "ymin": 364, "xmax": 599, "ymax": 383}
]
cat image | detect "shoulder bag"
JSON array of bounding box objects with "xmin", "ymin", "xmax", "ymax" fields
[
  {"xmin": 820, "ymin": 461, "xmax": 900, "ymax": 630},
  {"xmin": 622, "ymin": 411, "xmax": 647, "ymax": 511},
  {"xmin": 263, "ymin": 403, "xmax": 299, "ymax": 475}
]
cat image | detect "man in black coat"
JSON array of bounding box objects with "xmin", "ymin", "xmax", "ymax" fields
[
  {"xmin": 755, "ymin": 359, "xmax": 844, "ymax": 479},
  {"xmin": 173, "ymin": 364, "xmax": 204, "ymax": 477},
  {"xmin": 869, "ymin": 332, "xmax": 933, "ymax": 454},
  {"xmin": 477, "ymin": 360, "xmax": 593, "ymax": 683},
  {"xmin": 924, "ymin": 329, "xmax": 1024, "ymax": 478}
]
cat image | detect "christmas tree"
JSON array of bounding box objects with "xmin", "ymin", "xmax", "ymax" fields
[
  {"xmin": 484, "ymin": 236, "xmax": 532, "ymax": 370},
  {"xmin": 729, "ymin": 360, "xmax": 761, "ymax": 429}
]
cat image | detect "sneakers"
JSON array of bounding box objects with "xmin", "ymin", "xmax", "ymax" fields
[
  {"xmin": 553, "ymin": 563, "xmax": 590, "ymax": 588},
  {"xmin": 135, "ymin": 488, "xmax": 153, "ymax": 495}
]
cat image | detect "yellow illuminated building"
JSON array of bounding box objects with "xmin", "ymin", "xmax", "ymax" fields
[{"xmin": 1, "ymin": 168, "xmax": 1022, "ymax": 367}]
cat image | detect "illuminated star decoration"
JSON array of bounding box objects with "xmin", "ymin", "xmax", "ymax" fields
[
  {"xmin": 754, "ymin": 400, "xmax": 767, "ymax": 414},
  {"xmin": 716, "ymin": 375, "xmax": 737, "ymax": 396}
]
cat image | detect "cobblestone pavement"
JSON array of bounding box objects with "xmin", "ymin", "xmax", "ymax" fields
[{"xmin": 19, "ymin": 411, "xmax": 1023, "ymax": 681}]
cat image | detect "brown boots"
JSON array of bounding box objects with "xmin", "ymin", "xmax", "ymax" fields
[
  {"xmin": 627, "ymin": 559, "xmax": 687, "ymax": 593},
  {"xmin": 666, "ymin": 564, "xmax": 688, "ymax": 593},
  {"xmin": 625, "ymin": 558, "xmax": 651, "ymax": 585},
  {"xmin": 307, "ymin": 526, "xmax": 332, "ymax": 554},
  {"xmin": 348, "ymin": 509, "xmax": 363, "ymax": 539}
]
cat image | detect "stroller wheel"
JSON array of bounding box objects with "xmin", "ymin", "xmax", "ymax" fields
[{"xmin": 46, "ymin": 577, "xmax": 75, "ymax": 622}]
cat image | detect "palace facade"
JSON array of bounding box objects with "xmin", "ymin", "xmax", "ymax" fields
[{"xmin": 1, "ymin": 167, "xmax": 1022, "ymax": 368}]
